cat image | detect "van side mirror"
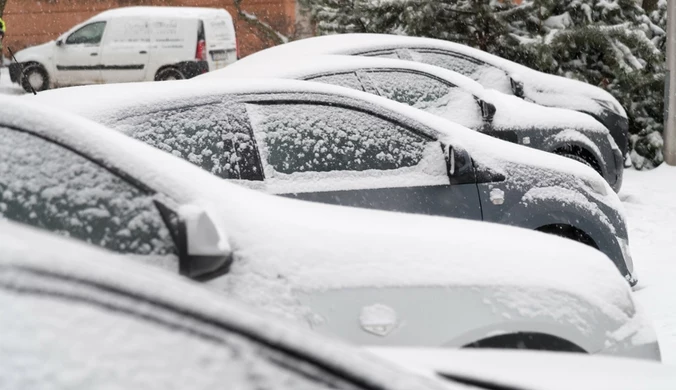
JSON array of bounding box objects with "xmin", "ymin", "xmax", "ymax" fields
[
  {"xmin": 510, "ymin": 76, "xmax": 524, "ymax": 98},
  {"xmin": 177, "ymin": 204, "xmax": 233, "ymax": 281},
  {"xmin": 56, "ymin": 39, "xmax": 63, "ymax": 47},
  {"xmin": 448, "ymin": 145, "xmax": 475, "ymax": 185},
  {"xmin": 479, "ymin": 100, "xmax": 496, "ymax": 123}
]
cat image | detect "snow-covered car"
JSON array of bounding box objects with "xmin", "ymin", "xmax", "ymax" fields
[
  {"xmin": 228, "ymin": 33, "xmax": 629, "ymax": 159},
  {"xmin": 31, "ymin": 79, "xmax": 636, "ymax": 285},
  {"xmin": 201, "ymin": 55, "xmax": 623, "ymax": 191},
  {"xmin": 0, "ymin": 95, "xmax": 659, "ymax": 359},
  {"xmin": 368, "ymin": 348, "xmax": 676, "ymax": 389},
  {"xmin": 0, "ymin": 220, "xmax": 454, "ymax": 390}
]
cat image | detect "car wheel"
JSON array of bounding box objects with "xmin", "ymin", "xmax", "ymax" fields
[
  {"xmin": 155, "ymin": 67, "xmax": 185, "ymax": 81},
  {"xmin": 21, "ymin": 64, "xmax": 50, "ymax": 92}
]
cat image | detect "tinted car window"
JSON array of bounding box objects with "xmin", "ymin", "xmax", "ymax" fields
[
  {"xmin": 413, "ymin": 50, "xmax": 513, "ymax": 94},
  {"xmin": 2, "ymin": 270, "xmax": 363, "ymax": 390},
  {"xmin": 307, "ymin": 72, "xmax": 365, "ymax": 91},
  {"xmin": 115, "ymin": 104, "xmax": 262, "ymax": 180},
  {"xmin": 66, "ymin": 21, "xmax": 107, "ymax": 45},
  {"xmin": 363, "ymin": 70, "xmax": 483, "ymax": 128},
  {"xmin": 0, "ymin": 127, "xmax": 176, "ymax": 256},
  {"xmin": 247, "ymin": 103, "xmax": 429, "ymax": 174}
]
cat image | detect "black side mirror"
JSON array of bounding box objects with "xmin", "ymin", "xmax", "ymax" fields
[
  {"xmin": 56, "ymin": 39, "xmax": 63, "ymax": 47},
  {"xmin": 155, "ymin": 199, "xmax": 233, "ymax": 281},
  {"xmin": 510, "ymin": 76, "xmax": 524, "ymax": 98},
  {"xmin": 447, "ymin": 145, "xmax": 475, "ymax": 185},
  {"xmin": 479, "ymin": 100, "xmax": 496, "ymax": 123}
]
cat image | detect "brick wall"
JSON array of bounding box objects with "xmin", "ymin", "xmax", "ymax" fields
[{"xmin": 3, "ymin": 0, "xmax": 297, "ymax": 57}]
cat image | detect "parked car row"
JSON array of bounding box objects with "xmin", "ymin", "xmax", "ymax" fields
[{"xmin": 2, "ymin": 20, "xmax": 665, "ymax": 388}]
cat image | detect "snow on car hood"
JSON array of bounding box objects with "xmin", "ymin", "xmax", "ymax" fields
[
  {"xmin": 231, "ymin": 33, "xmax": 625, "ymax": 117},
  {"xmin": 3, "ymin": 95, "xmax": 634, "ymax": 318},
  {"xmin": 201, "ymin": 54, "xmax": 612, "ymax": 135},
  {"xmin": 0, "ymin": 220, "xmax": 452, "ymax": 390}
]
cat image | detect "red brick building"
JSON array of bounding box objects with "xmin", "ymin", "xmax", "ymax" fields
[{"xmin": 3, "ymin": 0, "xmax": 302, "ymax": 57}]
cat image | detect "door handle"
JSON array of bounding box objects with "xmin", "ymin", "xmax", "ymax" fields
[
  {"xmin": 90, "ymin": 53, "xmax": 98, "ymax": 56},
  {"xmin": 139, "ymin": 50, "xmax": 147, "ymax": 54}
]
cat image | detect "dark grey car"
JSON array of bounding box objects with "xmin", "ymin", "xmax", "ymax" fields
[
  {"xmin": 203, "ymin": 55, "xmax": 624, "ymax": 191},
  {"xmin": 225, "ymin": 33, "xmax": 630, "ymax": 159},
  {"xmin": 32, "ymin": 79, "xmax": 636, "ymax": 285}
]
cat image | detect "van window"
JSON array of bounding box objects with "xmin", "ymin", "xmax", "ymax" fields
[{"xmin": 66, "ymin": 22, "xmax": 107, "ymax": 45}]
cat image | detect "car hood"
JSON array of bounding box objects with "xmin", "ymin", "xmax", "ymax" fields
[
  {"xmin": 367, "ymin": 348, "xmax": 673, "ymax": 389},
  {"xmin": 14, "ymin": 41, "xmax": 54, "ymax": 62}
]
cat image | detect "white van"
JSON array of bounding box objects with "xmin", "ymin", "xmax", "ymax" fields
[{"xmin": 9, "ymin": 6, "xmax": 237, "ymax": 92}]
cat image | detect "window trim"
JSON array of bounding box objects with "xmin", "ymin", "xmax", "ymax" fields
[
  {"xmin": 1, "ymin": 264, "xmax": 384, "ymax": 390},
  {"xmin": 66, "ymin": 21, "xmax": 107, "ymax": 45}
]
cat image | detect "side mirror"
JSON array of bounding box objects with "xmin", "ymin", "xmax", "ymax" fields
[
  {"xmin": 447, "ymin": 145, "xmax": 475, "ymax": 185},
  {"xmin": 56, "ymin": 39, "xmax": 63, "ymax": 47},
  {"xmin": 510, "ymin": 76, "xmax": 525, "ymax": 98},
  {"xmin": 177, "ymin": 204, "xmax": 233, "ymax": 281},
  {"xmin": 479, "ymin": 100, "xmax": 496, "ymax": 123}
]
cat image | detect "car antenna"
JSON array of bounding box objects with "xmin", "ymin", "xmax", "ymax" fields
[{"xmin": 7, "ymin": 47, "xmax": 37, "ymax": 95}]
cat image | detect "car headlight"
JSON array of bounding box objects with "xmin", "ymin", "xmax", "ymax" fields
[
  {"xmin": 585, "ymin": 178, "xmax": 608, "ymax": 196},
  {"xmin": 593, "ymin": 98, "xmax": 623, "ymax": 116},
  {"xmin": 618, "ymin": 237, "xmax": 637, "ymax": 285}
]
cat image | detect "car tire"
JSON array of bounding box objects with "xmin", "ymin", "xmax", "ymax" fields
[
  {"xmin": 155, "ymin": 67, "xmax": 185, "ymax": 81},
  {"xmin": 21, "ymin": 64, "xmax": 50, "ymax": 93}
]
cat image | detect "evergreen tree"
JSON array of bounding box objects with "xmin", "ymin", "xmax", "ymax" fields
[{"xmin": 299, "ymin": 0, "xmax": 667, "ymax": 169}]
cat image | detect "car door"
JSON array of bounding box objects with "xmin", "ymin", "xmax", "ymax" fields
[
  {"xmin": 0, "ymin": 125, "xmax": 178, "ymax": 270},
  {"xmin": 244, "ymin": 99, "xmax": 482, "ymax": 220},
  {"xmin": 100, "ymin": 17, "xmax": 150, "ymax": 83},
  {"xmin": 54, "ymin": 21, "xmax": 106, "ymax": 85}
]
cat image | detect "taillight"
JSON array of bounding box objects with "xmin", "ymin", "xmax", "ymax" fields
[{"xmin": 196, "ymin": 39, "xmax": 206, "ymax": 61}]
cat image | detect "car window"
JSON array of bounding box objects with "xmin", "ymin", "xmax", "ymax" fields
[
  {"xmin": 247, "ymin": 103, "xmax": 430, "ymax": 174},
  {"xmin": 1, "ymin": 270, "xmax": 364, "ymax": 390},
  {"xmin": 114, "ymin": 104, "xmax": 263, "ymax": 181},
  {"xmin": 362, "ymin": 70, "xmax": 483, "ymax": 128},
  {"xmin": 66, "ymin": 21, "xmax": 107, "ymax": 45},
  {"xmin": 0, "ymin": 127, "xmax": 176, "ymax": 257},
  {"xmin": 412, "ymin": 50, "xmax": 513, "ymax": 94},
  {"xmin": 306, "ymin": 72, "xmax": 365, "ymax": 91}
]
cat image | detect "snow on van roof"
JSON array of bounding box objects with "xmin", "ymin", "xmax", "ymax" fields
[
  {"xmin": 0, "ymin": 220, "xmax": 451, "ymax": 390},
  {"xmin": 2, "ymin": 94, "xmax": 635, "ymax": 325},
  {"xmin": 237, "ymin": 34, "xmax": 623, "ymax": 115},
  {"xmin": 92, "ymin": 6, "xmax": 232, "ymax": 20},
  {"xmin": 201, "ymin": 54, "xmax": 613, "ymax": 135}
]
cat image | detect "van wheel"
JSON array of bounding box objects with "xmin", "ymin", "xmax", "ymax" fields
[
  {"xmin": 155, "ymin": 67, "xmax": 185, "ymax": 81},
  {"xmin": 21, "ymin": 64, "xmax": 50, "ymax": 92}
]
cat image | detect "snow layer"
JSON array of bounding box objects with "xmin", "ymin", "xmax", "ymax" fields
[
  {"xmin": 224, "ymin": 33, "xmax": 626, "ymax": 117},
  {"xmin": 202, "ymin": 54, "xmax": 614, "ymax": 135},
  {"xmin": 368, "ymin": 348, "xmax": 676, "ymax": 389},
  {"xmin": 0, "ymin": 221, "xmax": 452, "ymax": 390}
]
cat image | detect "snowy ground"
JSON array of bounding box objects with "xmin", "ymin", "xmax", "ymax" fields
[
  {"xmin": 0, "ymin": 67, "xmax": 25, "ymax": 95},
  {"xmin": 621, "ymin": 165, "xmax": 676, "ymax": 364}
]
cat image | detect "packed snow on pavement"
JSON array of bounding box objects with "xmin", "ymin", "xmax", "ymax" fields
[{"xmin": 0, "ymin": 67, "xmax": 24, "ymax": 95}]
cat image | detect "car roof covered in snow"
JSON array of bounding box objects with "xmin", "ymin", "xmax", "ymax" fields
[
  {"xmin": 234, "ymin": 34, "xmax": 624, "ymax": 115},
  {"xmin": 200, "ymin": 54, "xmax": 612, "ymax": 135},
  {"xmin": 6, "ymin": 93, "xmax": 633, "ymax": 320},
  {"xmin": 91, "ymin": 6, "xmax": 232, "ymax": 20},
  {"xmin": 29, "ymin": 78, "xmax": 612, "ymax": 190},
  {"xmin": 0, "ymin": 219, "xmax": 454, "ymax": 390}
]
